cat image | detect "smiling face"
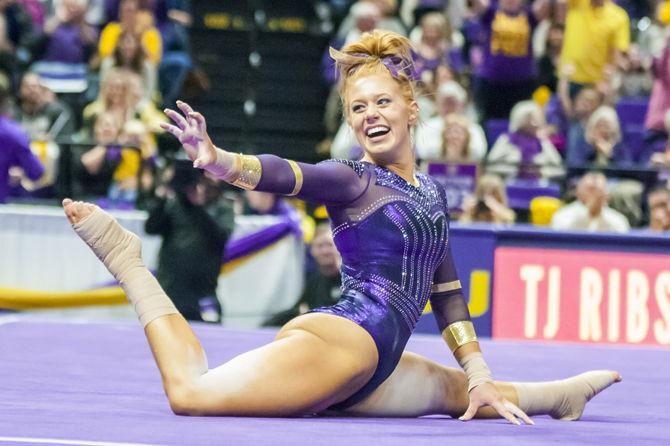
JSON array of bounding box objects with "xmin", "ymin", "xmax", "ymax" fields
[{"xmin": 346, "ymin": 73, "xmax": 418, "ymax": 164}]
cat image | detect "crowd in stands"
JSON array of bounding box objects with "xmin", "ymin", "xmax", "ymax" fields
[
  {"xmin": 323, "ymin": 0, "xmax": 670, "ymax": 234},
  {"xmin": 2, "ymin": 0, "xmax": 670, "ymax": 238}
]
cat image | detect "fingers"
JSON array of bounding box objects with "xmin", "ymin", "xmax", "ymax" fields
[
  {"xmin": 504, "ymin": 401, "xmax": 534, "ymax": 425},
  {"xmin": 491, "ymin": 400, "xmax": 520, "ymax": 425},
  {"xmin": 163, "ymin": 108, "xmax": 188, "ymax": 130},
  {"xmin": 176, "ymin": 100, "xmax": 198, "ymax": 127},
  {"xmin": 458, "ymin": 402, "xmax": 478, "ymax": 422},
  {"xmin": 159, "ymin": 122, "xmax": 183, "ymax": 138},
  {"xmin": 188, "ymin": 111, "xmax": 207, "ymax": 133}
]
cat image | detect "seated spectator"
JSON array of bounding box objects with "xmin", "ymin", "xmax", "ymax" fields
[
  {"xmin": 13, "ymin": 72, "xmax": 74, "ymax": 142},
  {"xmin": 471, "ymin": 0, "xmax": 550, "ymax": 121},
  {"xmin": 459, "ymin": 173, "xmax": 516, "ymax": 224},
  {"xmin": 98, "ymin": 0, "xmax": 162, "ymax": 66},
  {"xmin": 559, "ymin": 84, "xmax": 605, "ymax": 165},
  {"xmin": 551, "ymin": 171, "xmax": 630, "ymax": 233},
  {"xmin": 106, "ymin": 118, "xmax": 150, "ymax": 207},
  {"xmin": 645, "ymin": 186, "xmax": 670, "ymax": 233},
  {"xmin": 100, "ymin": 30, "xmax": 157, "ymax": 109},
  {"xmin": 29, "ymin": 0, "xmax": 97, "ymax": 65},
  {"xmin": 439, "ymin": 114, "xmax": 473, "ymax": 163},
  {"xmin": 1, "ymin": 72, "xmax": 44, "ymax": 203},
  {"xmin": 486, "ymin": 100, "xmax": 563, "ymax": 180},
  {"xmin": 578, "ymin": 106, "xmax": 631, "ymax": 166},
  {"xmin": 82, "ymin": 67, "xmax": 135, "ymax": 136},
  {"xmin": 263, "ymin": 223, "xmax": 342, "ymax": 327},
  {"xmin": 415, "ymin": 80, "xmax": 486, "ymax": 161}
]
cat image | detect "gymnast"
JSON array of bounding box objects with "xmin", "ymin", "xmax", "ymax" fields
[{"xmin": 62, "ymin": 30, "xmax": 620, "ymax": 422}]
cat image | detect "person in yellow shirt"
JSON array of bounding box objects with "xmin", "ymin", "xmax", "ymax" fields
[
  {"xmin": 559, "ymin": 0, "xmax": 630, "ymax": 96},
  {"xmin": 98, "ymin": 0, "xmax": 163, "ymax": 66}
]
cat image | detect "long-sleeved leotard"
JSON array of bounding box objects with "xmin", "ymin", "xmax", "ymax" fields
[{"xmin": 239, "ymin": 154, "xmax": 471, "ymax": 408}]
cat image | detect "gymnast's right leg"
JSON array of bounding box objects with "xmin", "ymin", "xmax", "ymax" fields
[{"xmin": 63, "ymin": 199, "xmax": 379, "ymax": 416}]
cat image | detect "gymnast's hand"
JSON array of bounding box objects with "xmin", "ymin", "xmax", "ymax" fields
[
  {"xmin": 460, "ymin": 382, "xmax": 533, "ymax": 425},
  {"xmin": 161, "ymin": 101, "xmax": 217, "ymax": 170}
]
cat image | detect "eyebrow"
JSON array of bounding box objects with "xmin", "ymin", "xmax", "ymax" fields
[{"xmin": 350, "ymin": 93, "xmax": 390, "ymax": 104}]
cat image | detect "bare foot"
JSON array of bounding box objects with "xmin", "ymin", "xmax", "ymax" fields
[
  {"xmin": 62, "ymin": 198, "xmax": 98, "ymax": 226},
  {"xmin": 552, "ymin": 370, "xmax": 622, "ymax": 420}
]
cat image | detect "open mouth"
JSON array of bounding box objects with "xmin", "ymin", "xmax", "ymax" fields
[{"xmin": 366, "ymin": 126, "xmax": 391, "ymax": 139}]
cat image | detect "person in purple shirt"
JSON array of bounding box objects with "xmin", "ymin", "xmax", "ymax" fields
[
  {"xmin": 0, "ymin": 73, "xmax": 44, "ymax": 203},
  {"xmin": 62, "ymin": 30, "xmax": 619, "ymax": 421},
  {"xmin": 471, "ymin": 0, "xmax": 550, "ymax": 122},
  {"xmin": 30, "ymin": 0, "xmax": 98, "ymax": 64}
]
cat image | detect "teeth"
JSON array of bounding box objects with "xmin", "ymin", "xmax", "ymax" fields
[{"xmin": 366, "ymin": 126, "xmax": 389, "ymax": 137}]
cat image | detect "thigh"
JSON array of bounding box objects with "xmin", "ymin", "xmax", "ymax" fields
[
  {"xmin": 341, "ymin": 351, "xmax": 469, "ymax": 418},
  {"xmin": 184, "ymin": 313, "xmax": 379, "ymax": 416}
]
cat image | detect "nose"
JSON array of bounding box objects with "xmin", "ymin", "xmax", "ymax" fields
[{"xmin": 365, "ymin": 104, "xmax": 379, "ymax": 122}]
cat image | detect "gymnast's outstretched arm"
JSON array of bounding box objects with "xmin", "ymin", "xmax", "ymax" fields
[
  {"xmin": 429, "ymin": 243, "xmax": 532, "ymax": 425},
  {"xmin": 160, "ymin": 101, "xmax": 369, "ymax": 205}
]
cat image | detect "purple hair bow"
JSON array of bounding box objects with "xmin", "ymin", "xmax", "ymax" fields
[{"xmin": 352, "ymin": 53, "xmax": 419, "ymax": 81}]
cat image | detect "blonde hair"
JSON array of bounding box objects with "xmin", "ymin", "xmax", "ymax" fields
[
  {"xmin": 509, "ymin": 100, "xmax": 544, "ymax": 133},
  {"xmin": 441, "ymin": 114, "xmax": 470, "ymax": 160},
  {"xmin": 476, "ymin": 174, "xmax": 509, "ymax": 206},
  {"xmin": 420, "ymin": 11, "xmax": 452, "ymax": 45},
  {"xmin": 330, "ymin": 30, "xmax": 416, "ymax": 116},
  {"xmin": 585, "ymin": 106, "xmax": 621, "ymax": 145}
]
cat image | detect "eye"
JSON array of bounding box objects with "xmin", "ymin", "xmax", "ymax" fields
[
  {"xmin": 378, "ymin": 98, "xmax": 391, "ymax": 106},
  {"xmin": 351, "ymin": 104, "xmax": 364, "ymax": 113}
]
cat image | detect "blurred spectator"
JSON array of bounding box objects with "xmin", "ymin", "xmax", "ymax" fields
[
  {"xmin": 558, "ymin": 0, "xmax": 630, "ymax": 97},
  {"xmin": 578, "ymin": 106, "xmax": 631, "ymax": 166},
  {"xmin": 145, "ymin": 161, "xmax": 235, "ymax": 323},
  {"xmin": 0, "ymin": 0, "xmax": 35, "ymax": 83},
  {"xmin": 645, "ymin": 186, "xmax": 670, "ymax": 232},
  {"xmin": 459, "ymin": 173, "xmax": 516, "ymax": 224},
  {"xmin": 411, "ymin": 12, "xmax": 462, "ymax": 81},
  {"xmin": 100, "ymin": 30, "xmax": 157, "ymax": 108},
  {"xmin": 551, "ymin": 171, "xmax": 630, "ymax": 232},
  {"xmin": 439, "ymin": 114, "xmax": 474, "ymax": 163},
  {"xmin": 536, "ymin": 21, "xmax": 564, "ymax": 93},
  {"xmin": 415, "ymin": 80, "xmax": 487, "ymax": 161},
  {"xmin": 336, "ymin": 0, "xmax": 406, "ymax": 39},
  {"xmin": 98, "ymin": 0, "xmax": 162, "ymax": 66},
  {"xmin": 13, "ymin": 72, "xmax": 74, "ymax": 141},
  {"xmin": 486, "ymin": 100, "xmax": 563, "ymax": 180},
  {"xmin": 263, "ymin": 223, "xmax": 342, "ymax": 327},
  {"xmin": 471, "ymin": 0, "xmax": 550, "ymax": 122},
  {"xmin": 243, "ymin": 190, "xmax": 295, "ymax": 217},
  {"xmin": 641, "ymin": 32, "xmax": 670, "ymax": 165},
  {"xmin": 29, "ymin": 0, "xmax": 97, "ymax": 65},
  {"xmin": 0, "ymin": 72, "xmax": 44, "ymax": 203},
  {"xmin": 105, "ymin": 118, "xmax": 149, "ymax": 207},
  {"xmin": 559, "ymin": 84, "xmax": 605, "ymax": 165},
  {"xmin": 77, "ymin": 110, "xmax": 122, "ymax": 197}
]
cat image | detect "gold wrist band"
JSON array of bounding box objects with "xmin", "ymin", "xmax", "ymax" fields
[
  {"xmin": 442, "ymin": 320, "xmax": 477, "ymax": 352},
  {"xmin": 286, "ymin": 160, "xmax": 303, "ymax": 196},
  {"xmin": 230, "ymin": 154, "xmax": 262, "ymax": 190},
  {"xmin": 221, "ymin": 151, "xmax": 243, "ymax": 183}
]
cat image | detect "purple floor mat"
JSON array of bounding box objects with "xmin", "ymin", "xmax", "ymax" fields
[{"xmin": 0, "ymin": 319, "xmax": 668, "ymax": 446}]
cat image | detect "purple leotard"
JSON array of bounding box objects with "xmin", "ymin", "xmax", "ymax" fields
[{"xmin": 254, "ymin": 156, "xmax": 471, "ymax": 408}]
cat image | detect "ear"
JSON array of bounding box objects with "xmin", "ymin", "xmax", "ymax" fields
[{"xmin": 408, "ymin": 101, "xmax": 419, "ymax": 127}]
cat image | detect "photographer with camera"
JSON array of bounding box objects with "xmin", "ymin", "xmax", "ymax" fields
[{"xmin": 144, "ymin": 159, "xmax": 235, "ymax": 323}]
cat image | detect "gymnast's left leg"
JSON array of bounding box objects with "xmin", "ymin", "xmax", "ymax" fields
[{"xmin": 342, "ymin": 351, "xmax": 621, "ymax": 420}]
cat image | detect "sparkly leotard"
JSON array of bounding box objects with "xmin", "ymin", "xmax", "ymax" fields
[{"xmin": 254, "ymin": 156, "xmax": 470, "ymax": 409}]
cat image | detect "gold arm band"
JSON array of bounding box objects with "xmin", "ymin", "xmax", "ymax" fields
[
  {"xmin": 286, "ymin": 160, "xmax": 303, "ymax": 196},
  {"xmin": 442, "ymin": 320, "xmax": 477, "ymax": 352},
  {"xmin": 432, "ymin": 280, "xmax": 462, "ymax": 294},
  {"xmin": 231, "ymin": 154, "xmax": 262, "ymax": 190}
]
